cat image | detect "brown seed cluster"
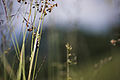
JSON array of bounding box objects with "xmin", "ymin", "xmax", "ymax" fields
[
  {"xmin": 23, "ymin": 17, "xmax": 33, "ymax": 31},
  {"xmin": 28, "ymin": 28, "xmax": 33, "ymax": 32},
  {"xmin": 17, "ymin": 0, "xmax": 58, "ymax": 16},
  {"xmin": 35, "ymin": 0, "xmax": 58, "ymax": 16},
  {"xmin": 17, "ymin": 0, "xmax": 28, "ymax": 5},
  {"xmin": 18, "ymin": 0, "xmax": 57, "ymax": 32},
  {"xmin": 110, "ymin": 39, "xmax": 120, "ymax": 46}
]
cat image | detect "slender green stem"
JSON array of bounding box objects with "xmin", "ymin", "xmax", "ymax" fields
[
  {"xmin": 10, "ymin": 34, "xmax": 19, "ymax": 60},
  {"xmin": 3, "ymin": 54, "xmax": 7, "ymax": 80},
  {"xmin": 17, "ymin": 47, "xmax": 23, "ymax": 80},
  {"xmin": 35, "ymin": 56, "xmax": 46, "ymax": 80},
  {"xmin": 7, "ymin": 2, "xmax": 24, "ymax": 60},
  {"xmin": 27, "ymin": 13, "xmax": 44, "ymax": 80},
  {"xmin": 22, "ymin": 45, "xmax": 26, "ymax": 80},
  {"xmin": 6, "ymin": 12, "xmax": 21, "ymax": 60},
  {"xmin": 67, "ymin": 49, "xmax": 70, "ymax": 80},
  {"xmin": 32, "ymin": 16, "xmax": 45, "ymax": 80},
  {"xmin": 9, "ymin": 55, "xmax": 16, "ymax": 79},
  {"xmin": 0, "ymin": 54, "xmax": 16, "ymax": 80},
  {"xmin": 17, "ymin": 0, "xmax": 34, "ymax": 80},
  {"xmin": 32, "ymin": 48, "xmax": 39, "ymax": 80},
  {"xmin": 31, "ymin": 7, "xmax": 37, "ymax": 53},
  {"xmin": 17, "ymin": 16, "xmax": 27, "ymax": 80},
  {"xmin": 27, "ymin": 1, "xmax": 46, "ymax": 78}
]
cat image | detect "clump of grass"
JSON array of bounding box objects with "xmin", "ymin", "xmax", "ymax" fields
[{"xmin": 0, "ymin": 0, "xmax": 57, "ymax": 80}]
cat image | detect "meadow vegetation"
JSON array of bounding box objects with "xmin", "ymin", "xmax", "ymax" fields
[{"xmin": 0, "ymin": 0, "xmax": 120, "ymax": 80}]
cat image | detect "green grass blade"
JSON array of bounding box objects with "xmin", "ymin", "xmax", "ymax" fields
[{"xmin": 32, "ymin": 16, "xmax": 45, "ymax": 80}]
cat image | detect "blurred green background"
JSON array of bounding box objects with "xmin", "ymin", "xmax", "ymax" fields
[{"xmin": 1, "ymin": 26, "xmax": 120, "ymax": 80}]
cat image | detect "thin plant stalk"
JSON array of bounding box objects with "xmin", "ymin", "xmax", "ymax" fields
[
  {"xmin": 10, "ymin": 33, "xmax": 19, "ymax": 59},
  {"xmin": 9, "ymin": 55, "xmax": 16, "ymax": 79},
  {"xmin": 35, "ymin": 56, "xmax": 46, "ymax": 80},
  {"xmin": 31, "ymin": 7, "xmax": 37, "ymax": 53},
  {"xmin": 17, "ymin": 47, "xmax": 23, "ymax": 80},
  {"xmin": 32, "ymin": 16, "xmax": 45, "ymax": 80},
  {"xmin": 27, "ymin": 1, "xmax": 46, "ymax": 78},
  {"xmin": 67, "ymin": 49, "xmax": 70, "ymax": 80},
  {"xmin": 1, "ymin": 0, "xmax": 8, "ymax": 20},
  {"xmin": 27, "ymin": 13, "xmax": 44, "ymax": 80},
  {"xmin": 3, "ymin": 0, "xmax": 21, "ymax": 60},
  {"xmin": 22, "ymin": 45, "xmax": 26, "ymax": 80},
  {"xmin": 17, "ymin": 0, "xmax": 34, "ymax": 80},
  {"xmin": 4, "ymin": 54, "xmax": 7, "ymax": 80},
  {"xmin": 0, "ymin": 54, "xmax": 16, "ymax": 80}
]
